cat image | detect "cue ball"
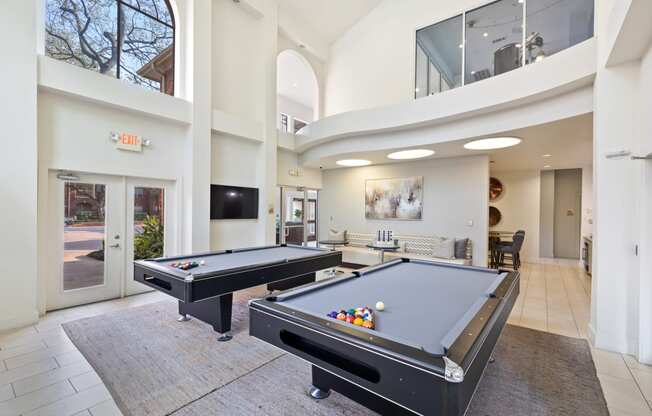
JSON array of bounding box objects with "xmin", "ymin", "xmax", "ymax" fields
[
  {"xmin": 375, "ymin": 301, "xmax": 385, "ymax": 311},
  {"xmin": 199, "ymin": 260, "xmax": 205, "ymax": 265}
]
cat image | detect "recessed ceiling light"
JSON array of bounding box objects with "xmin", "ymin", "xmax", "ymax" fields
[
  {"xmin": 292, "ymin": 83, "xmax": 298, "ymax": 87},
  {"xmin": 336, "ymin": 159, "xmax": 372, "ymax": 167},
  {"xmin": 387, "ymin": 149, "xmax": 435, "ymax": 160},
  {"xmin": 464, "ymin": 137, "xmax": 522, "ymax": 150},
  {"xmin": 415, "ymin": 87, "xmax": 420, "ymax": 92},
  {"xmin": 483, "ymin": 32, "xmax": 489, "ymax": 37},
  {"xmin": 459, "ymin": 43, "xmax": 464, "ymax": 48},
  {"xmin": 543, "ymin": 165, "xmax": 552, "ymax": 169},
  {"xmin": 542, "ymin": 154, "xmax": 552, "ymax": 158}
]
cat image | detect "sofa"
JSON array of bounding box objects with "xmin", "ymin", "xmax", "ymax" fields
[{"xmin": 333, "ymin": 232, "xmax": 473, "ymax": 267}]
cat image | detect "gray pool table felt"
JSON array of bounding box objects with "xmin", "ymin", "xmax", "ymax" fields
[
  {"xmin": 279, "ymin": 261, "xmax": 508, "ymax": 355},
  {"xmin": 160, "ymin": 246, "xmax": 325, "ymax": 276}
]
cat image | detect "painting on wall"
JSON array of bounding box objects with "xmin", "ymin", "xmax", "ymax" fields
[{"xmin": 365, "ymin": 177, "xmax": 423, "ymax": 220}]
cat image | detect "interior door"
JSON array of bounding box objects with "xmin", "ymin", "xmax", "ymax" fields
[
  {"xmin": 554, "ymin": 169, "xmax": 582, "ymax": 259},
  {"xmin": 125, "ymin": 177, "xmax": 176, "ymax": 295},
  {"xmin": 281, "ymin": 187, "xmax": 306, "ymax": 245},
  {"xmin": 47, "ymin": 172, "xmax": 124, "ymax": 310}
]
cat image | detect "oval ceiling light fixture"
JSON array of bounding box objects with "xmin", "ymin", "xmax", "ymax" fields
[
  {"xmin": 387, "ymin": 149, "xmax": 435, "ymax": 160},
  {"xmin": 464, "ymin": 137, "xmax": 522, "ymax": 150},
  {"xmin": 336, "ymin": 159, "xmax": 372, "ymax": 167}
]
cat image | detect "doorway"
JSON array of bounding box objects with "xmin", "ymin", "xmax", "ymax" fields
[
  {"xmin": 553, "ymin": 169, "xmax": 582, "ymax": 259},
  {"xmin": 280, "ymin": 187, "xmax": 318, "ymax": 246},
  {"xmin": 47, "ymin": 172, "xmax": 176, "ymax": 310}
]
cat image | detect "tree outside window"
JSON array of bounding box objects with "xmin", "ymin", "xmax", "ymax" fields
[{"xmin": 45, "ymin": 0, "xmax": 175, "ymax": 95}]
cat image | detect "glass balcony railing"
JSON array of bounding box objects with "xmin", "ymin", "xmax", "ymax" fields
[{"xmin": 415, "ymin": 0, "xmax": 594, "ymax": 99}]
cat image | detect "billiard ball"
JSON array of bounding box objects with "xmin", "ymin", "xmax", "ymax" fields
[
  {"xmin": 375, "ymin": 301, "xmax": 385, "ymax": 311},
  {"xmin": 336, "ymin": 313, "xmax": 346, "ymax": 321},
  {"xmin": 199, "ymin": 260, "xmax": 206, "ymax": 265},
  {"xmin": 346, "ymin": 315, "xmax": 355, "ymax": 324},
  {"xmin": 353, "ymin": 317, "xmax": 364, "ymax": 326},
  {"xmin": 362, "ymin": 320, "xmax": 374, "ymax": 329}
]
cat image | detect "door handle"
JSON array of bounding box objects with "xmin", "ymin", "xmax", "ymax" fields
[{"xmin": 109, "ymin": 243, "xmax": 120, "ymax": 249}]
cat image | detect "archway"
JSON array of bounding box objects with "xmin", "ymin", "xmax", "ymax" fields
[{"xmin": 277, "ymin": 49, "xmax": 319, "ymax": 133}]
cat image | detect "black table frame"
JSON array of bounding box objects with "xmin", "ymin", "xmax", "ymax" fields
[
  {"xmin": 134, "ymin": 244, "xmax": 341, "ymax": 341},
  {"xmin": 249, "ymin": 259, "xmax": 519, "ymax": 415}
]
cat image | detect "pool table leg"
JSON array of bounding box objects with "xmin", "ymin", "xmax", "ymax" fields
[
  {"xmin": 177, "ymin": 294, "xmax": 234, "ymax": 341},
  {"xmin": 310, "ymin": 366, "xmax": 412, "ymax": 415}
]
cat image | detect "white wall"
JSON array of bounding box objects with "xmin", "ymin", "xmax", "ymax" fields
[
  {"xmin": 210, "ymin": 133, "xmax": 263, "ymax": 250},
  {"xmin": 539, "ymin": 170, "xmax": 555, "ymax": 258},
  {"xmin": 637, "ymin": 40, "xmax": 652, "ymax": 364},
  {"xmin": 581, "ymin": 165, "xmax": 594, "ymax": 240},
  {"xmin": 277, "ymin": 149, "xmax": 323, "ymax": 189},
  {"xmin": 591, "ymin": 0, "xmax": 647, "ymax": 360},
  {"xmin": 319, "ymin": 156, "xmax": 490, "ymax": 266},
  {"xmin": 0, "ymin": 0, "xmax": 39, "ymax": 330},
  {"xmin": 489, "ymin": 170, "xmax": 541, "ymax": 262},
  {"xmin": 212, "ymin": 0, "xmax": 266, "ymax": 121}
]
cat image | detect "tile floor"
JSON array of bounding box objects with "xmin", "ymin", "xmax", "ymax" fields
[{"xmin": 0, "ymin": 260, "xmax": 650, "ymax": 415}]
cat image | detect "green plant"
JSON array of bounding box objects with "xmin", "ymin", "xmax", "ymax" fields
[
  {"xmin": 294, "ymin": 209, "xmax": 303, "ymax": 221},
  {"xmin": 134, "ymin": 215, "xmax": 164, "ymax": 260}
]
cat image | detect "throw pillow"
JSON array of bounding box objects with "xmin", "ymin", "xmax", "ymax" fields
[
  {"xmin": 432, "ymin": 237, "xmax": 455, "ymax": 259},
  {"xmin": 455, "ymin": 239, "xmax": 469, "ymax": 259},
  {"xmin": 329, "ymin": 229, "xmax": 347, "ymax": 242}
]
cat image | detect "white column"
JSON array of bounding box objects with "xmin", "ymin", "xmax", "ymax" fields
[
  {"xmin": 0, "ymin": 0, "xmax": 39, "ymax": 329},
  {"xmin": 590, "ymin": 0, "xmax": 644, "ymax": 356},
  {"xmin": 257, "ymin": 0, "xmax": 279, "ymax": 244},
  {"xmin": 183, "ymin": 0, "xmax": 212, "ymax": 253}
]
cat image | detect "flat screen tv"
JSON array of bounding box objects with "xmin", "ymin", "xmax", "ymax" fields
[{"xmin": 210, "ymin": 185, "xmax": 259, "ymax": 220}]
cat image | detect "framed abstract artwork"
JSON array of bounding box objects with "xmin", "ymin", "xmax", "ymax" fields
[{"xmin": 365, "ymin": 177, "xmax": 423, "ymax": 220}]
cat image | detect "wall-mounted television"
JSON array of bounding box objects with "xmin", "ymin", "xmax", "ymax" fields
[{"xmin": 210, "ymin": 185, "xmax": 259, "ymax": 220}]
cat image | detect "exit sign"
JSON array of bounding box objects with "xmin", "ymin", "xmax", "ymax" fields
[
  {"xmin": 116, "ymin": 133, "xmax": 143, "ymax": 152},
  {"xmin": 110, "ymin": 132, "xmax": 151, "ymax": 152}
]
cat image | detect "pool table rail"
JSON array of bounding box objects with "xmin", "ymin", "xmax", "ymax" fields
[{"xmin": 134, "ymin": 244, "xmax": 341, "ymax": 303}]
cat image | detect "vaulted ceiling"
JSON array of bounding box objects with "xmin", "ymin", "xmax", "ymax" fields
[{"xmin": 277, "ymin": 0, "xmax": 382, "ymax": 46}]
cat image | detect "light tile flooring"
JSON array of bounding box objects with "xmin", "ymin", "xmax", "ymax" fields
[{"xmin": 0, "ymin": 260, "xmax": 650, "ymax": 415}]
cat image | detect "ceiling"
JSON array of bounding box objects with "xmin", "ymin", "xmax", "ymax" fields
[
  {"xmin": 316, "ymin": 114, "xmax": 593, "ymax": 171},
  {"xmin": 277, "ymin": 50, "xmax": 317, "ymax": 109},
  {"xmin": 277, "ymin": 0, "xmax": 382, "ymax": 46}
]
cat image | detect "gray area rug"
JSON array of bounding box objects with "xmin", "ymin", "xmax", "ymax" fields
[{"xmin": 63, "ymin": 294, "xmax": 609, "ymax": 416}]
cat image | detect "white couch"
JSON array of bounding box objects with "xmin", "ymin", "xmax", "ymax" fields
[{"xmin": 334, "ymin": 232, "xmax": 473, "ymax": 267}]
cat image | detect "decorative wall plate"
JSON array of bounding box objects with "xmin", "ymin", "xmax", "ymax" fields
[
  {"xmin": 489, "ymin": 177, "xmax": 504, "ymax": 201},
  {"xmin": 489, "ymin": 206, "xmax": 502, "ymax": 227}
]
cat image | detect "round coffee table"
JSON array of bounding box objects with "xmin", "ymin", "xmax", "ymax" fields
[
  {"xmin": 366, "ymin": 243, "xmax": 400, "ymax": 263},
  {"xmin": 318, "ymin": 240, "xmax": 350, "ymax": 250}
]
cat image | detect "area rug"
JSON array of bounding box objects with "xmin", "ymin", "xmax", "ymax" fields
[{"xmin": 63, "ymin": 295, "xmax": 609, "ymax": 416}]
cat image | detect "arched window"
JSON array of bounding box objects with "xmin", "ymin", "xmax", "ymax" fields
[{"xmin": 45, "ymin": 0, "xmax": 176, "ymax": 96}]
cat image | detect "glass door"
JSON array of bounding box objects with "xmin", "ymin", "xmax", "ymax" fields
[
  {"xmin": 280, "ymin": 187, "xmax": 319, "ymax": 246},
  {"xmin": 306, "ymin": 190, "xmax": 318, "ymax": 247},
  {"xmin": 47, "ymin": 172, "xmax": 124, "ymax": 310},
  {"xmin": 125, "ymin": 177, "xmax": 176, "ymax": 295}
]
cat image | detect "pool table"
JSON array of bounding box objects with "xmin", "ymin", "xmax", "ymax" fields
[
  {"xmin": 249, "ymin": 258, "xmax": 519, "ymax": 416},
  {"xmin": 134, "ymin": 244, "xmax": 341, "ymax": 341}
]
